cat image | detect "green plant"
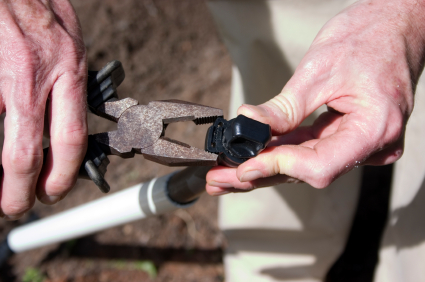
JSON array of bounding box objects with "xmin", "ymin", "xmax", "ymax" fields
[
  {"xmin": 111, "ymin": 260, "xmax": 126, "ymax": 270},
  {"xmin": 22, "ymin": 267, "xmax": 45, "ymax": 282},
  {"xmin": 109, "ymin": 259, "xmax": 157, "ymax": 279},
  {"xmin": 134, "ymin": 260, "xmax": 157, "ymax": 279}
]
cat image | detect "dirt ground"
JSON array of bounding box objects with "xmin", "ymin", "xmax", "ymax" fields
[{"xmin": 0, "ymin": 1, "xmax": 231, "ymax": 281}]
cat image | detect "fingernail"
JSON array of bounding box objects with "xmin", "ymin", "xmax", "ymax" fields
[
  {"xmin": 240, "ymin": 170, "xmax": 263, "ymax": 182},
  {"xmin": 3, "ymin": 213, "xmax": 25, "ymax": 221},
  {"xmin": 208, "ymin": 181, "xmax": 234, "ymax": 188},
  {"xmin": 40, "ymin": 195, "xmax": 61, "ymax": 205},
  {"xmin": 211, "ymin": 190, "xmax": 231, "ymax": 196},
  {"xmin": 242, "ymin": 104, "xmax": 270, "ymax": 118}
]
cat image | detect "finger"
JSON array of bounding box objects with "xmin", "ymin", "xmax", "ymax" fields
[
  {"xmin": 207, "ymin": 166, "xmax": 247, "ymax": 192},
  {"xmin": 363, "ymin": 138, "xmax": 404, "ymax": 165},
  {"xmin": 206, "ymin": 111, "xmax": 345, "ymax": 192},
  {"xmin": 1, "ymin": 80, "xmax": 47, "ymax": 219},
  {"xmin": 235, "ymin": 113, "xmax": 400, "ymax": 188},
  {"xmin": 36, "ymin": 66, "xmax": 87, "ymax": 204},
  {"xmin": 206, "ymin": 166, "xmax": 299, "ymax": 194}
]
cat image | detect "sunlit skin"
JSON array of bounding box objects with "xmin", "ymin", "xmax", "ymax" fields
[
  {"xmin": 0, "ymin": 0, "xmax": 87, "ymax": 220},
  {"xmin": 1, "ymin": 0, "xmax": 423, "ymax": 217},
  {"xmin": 206, "ymin": 0, "xmax": 425, "ymax": 195}
]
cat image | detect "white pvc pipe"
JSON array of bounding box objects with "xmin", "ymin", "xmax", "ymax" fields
[{"xmin": 8, "ymin": 172, "xmax": 194, "ymax": 253}]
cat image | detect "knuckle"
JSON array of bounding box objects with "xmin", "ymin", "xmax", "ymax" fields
[
  {"xmin": 58, "ymin": 33, "xmax": 87, "ymax": 65},
  {"xmin": 268, "ymin": 94, "xmax": 299, "ymax": 127},
  {"xmin": 8, "ymin": 146, "xmax": 43, "ymax": 175},
  {"xmin": 307, "ymin": 165, "xmax": 333, "ymax": 189},
  {"xmin": 57, "ymin": 122, "xmax": 88, "ymax": 148},
  {"xmin": 9, "ymin": 41, "xmax": 33, "ymax": 63},
  {"xmin": 3, "ymin": 200, "xmax": 32, "ymax": 217},
  {"xmin": 62, "ymin": 40, "xmax": 86, "ymax": 62},
  {"xmin": 273, "ymin": 148, "xmax": 333, "ymax": 189},
  {"xmin": 386, "ymin": 115, "xmax": 404, "ymax": 143},
  {"xmin": 46, "ymin": 177, "xmax": 75, "ymax": 195},
  {"xmin": 309, "ymin": 177, "xmax": 332, "ymax": 189},
  {"xmin": 391, "ymin": 150, "xmax": 404, "ymax": 163},
  {"xmin": 385, "ymin": 144, "xmax": 404, "ymax": 164},
  {"xmin": 394, "ymin": 145, "xmax": 404, "ymax": 159},
  {"xmin": 368, "ymin": 106, "xmax": 405, "ymax": 146}
]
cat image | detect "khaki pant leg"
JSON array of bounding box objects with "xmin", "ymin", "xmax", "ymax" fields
[
  {"xmin": 373, "ymin": 76, "xmax": 425, "ymax": 282},
  {"xmin": 208, "ymin": 1, "xmax": 360, "ymax": 281}
]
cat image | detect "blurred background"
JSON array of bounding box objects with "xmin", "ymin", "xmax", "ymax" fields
[{"xmin": 0, "ymin": 0, "xmax": 231, "ymax": 281}]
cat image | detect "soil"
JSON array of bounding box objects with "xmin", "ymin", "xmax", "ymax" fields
[{"xmin": 0, "ymin": 1, "xmax": 231, "ymax": 281}]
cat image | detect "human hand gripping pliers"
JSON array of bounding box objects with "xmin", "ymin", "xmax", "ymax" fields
[{"xmin": 74, "ymin": 61, "xmax": 272, "ymax": 193}]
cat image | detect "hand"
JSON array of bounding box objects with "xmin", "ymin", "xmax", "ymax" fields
[
  {"xmin": 0, "ymin": 0, "xmax": 87, "ymax": 219},
  {"xmin": 206, "ymin": 0, "xmax": 425, "ymax": 195}
]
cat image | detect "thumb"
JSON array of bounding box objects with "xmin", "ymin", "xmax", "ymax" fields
[{"xmin": 237, "ymin": 91, "xmax": 308, "ymax": 135}]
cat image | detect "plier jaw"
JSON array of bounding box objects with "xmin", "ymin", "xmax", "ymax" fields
[{"xmin": 92, "ymin": 99, "xmax": 222, "ymax": 166}]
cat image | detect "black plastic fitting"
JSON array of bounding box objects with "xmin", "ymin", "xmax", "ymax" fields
[{"xmin": 205, "ymin": 115, "xmax": 271, "ymax": 167}]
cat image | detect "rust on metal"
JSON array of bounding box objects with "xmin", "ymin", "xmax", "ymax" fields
[
  {"xmin": 92, "ymin": 99, "xmax": 223, "ymax": 166},
  {"xmin": 98, "ymin": 97, "xmax": 139, "ymax": 121},
  {"xmin": 142, "ymin": 137, "xmax": 218, "ymax": 166}
]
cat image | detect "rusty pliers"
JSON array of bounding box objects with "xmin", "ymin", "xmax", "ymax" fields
[
  {"xmin": 92, "ymin": 99, "xmax": 222, "ymax": 166},
  {"xmin": 80, "ymin": 61, "xmax": 270, "ymax": 193},
  {"xmin": 81, "ymin": 61, "xmax": 224, "ymax": 192}
]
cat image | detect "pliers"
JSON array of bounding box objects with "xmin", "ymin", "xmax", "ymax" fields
[
  {"xmin": 80, "ymin": 61, "xmax": 271, "ymax": 193},
  {"xmin": 92, "ymin": 99, "xmax": 222, "ymax": 165}
]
